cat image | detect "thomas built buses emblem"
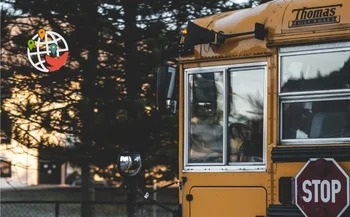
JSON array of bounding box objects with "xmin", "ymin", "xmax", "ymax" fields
[{"xmin": 289, "ymin": 4, "xmax": 342, "ymax": 28}]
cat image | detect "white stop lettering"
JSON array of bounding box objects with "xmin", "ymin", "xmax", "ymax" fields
[{"xmin": 302, "ymin": 180, "xmax": 341, "ymax": 203}]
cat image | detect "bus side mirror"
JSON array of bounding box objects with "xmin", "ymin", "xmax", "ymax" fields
[
  {"xmin": 156, "ymin": 65, "xmax": 177, "ymax": 114},
  {"xmin": 117, "ymin": 153, "xmax": 142, "ymax": 177},
  {"xmin": 117, "ymin": 152, "xmax": 181, "ymax": 217}
]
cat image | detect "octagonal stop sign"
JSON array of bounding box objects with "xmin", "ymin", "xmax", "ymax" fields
[{"xmin": 295, "ymin": 158, "xmax": 350, "ymax": 217}]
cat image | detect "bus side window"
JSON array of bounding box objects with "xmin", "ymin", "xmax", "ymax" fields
[{"xmin": 279, "ymin": 47, "xmax": 350, "ymax": 143}]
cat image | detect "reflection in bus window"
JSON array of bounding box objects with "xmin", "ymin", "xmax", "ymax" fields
[
  {"xmin": 188, "ymin": 72, "xmax": 224, "ymax": 163},
  {"xmin": 282, "ymin": 100, "xmax": 350, "ymax": 140},
  {"xmin": 228, "ymin": 68, "xmax": 264, "ymax": 163},
  {"xmin": 281, "ymin": 52, "xmax": 350, "ymax": 92}
]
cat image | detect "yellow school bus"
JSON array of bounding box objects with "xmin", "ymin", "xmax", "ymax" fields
[{"xmin": 118, "ymin": 0, "xmax": 350, "ymax": 217}]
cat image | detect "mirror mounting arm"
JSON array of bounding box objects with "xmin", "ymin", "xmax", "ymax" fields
[
  {"xmin": 214, "ymin": 23, "xmax": 268, "ymax": 45},
  {"xmin": 148, "ymin": 181, "xmax": 178, "ymax": 195},
  {"xmin": 123, "ymin": 183, "xmax": 182, "ymax": 217},
  {"xmin": 214, "ymin": 30, "xmax": 254, "ymax": 45}
]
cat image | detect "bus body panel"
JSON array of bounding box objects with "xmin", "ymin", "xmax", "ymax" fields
[
  {"xmin": 190, "ymin": 187, "xmax": 267, "ymax": 217},
  {"xmin": 179, "ymin": 56, "xmax": 275, "ymax": 216}
]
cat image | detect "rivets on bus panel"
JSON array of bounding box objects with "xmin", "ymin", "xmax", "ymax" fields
[{"xmin": 186, "ymin": 194, "xmax": 193, "ymax": 201}]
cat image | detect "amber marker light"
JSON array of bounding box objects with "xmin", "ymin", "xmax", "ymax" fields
[{"xmin": 181, "ymin": 28, "xmax": 187, "ymax": 36}]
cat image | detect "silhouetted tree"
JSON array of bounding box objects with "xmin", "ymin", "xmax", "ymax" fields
[{"xmin": 1, "ymin": 1, "xmax": 258, "ymax": 217}]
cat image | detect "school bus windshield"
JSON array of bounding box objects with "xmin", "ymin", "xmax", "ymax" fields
[{"xmin": 187, "ymin": 67, "xmax": 265, "ymax": 165}]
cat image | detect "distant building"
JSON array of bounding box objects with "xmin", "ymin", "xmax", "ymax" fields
[
  {"xmin": 0, "ymin": 142, "xmax": 39, "ymax": 188},
  {"xmin": 0, "ymin": 125, "xmax": 73, "ymax": 188},
  {"xmin": 1, "ymin": 77, "xmax": 39, "ymax": 188}
]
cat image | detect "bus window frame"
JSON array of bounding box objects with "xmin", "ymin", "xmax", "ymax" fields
[
  {"xmin": 184, "ymin": 62, "xmax": 268, "ymax": 172},
  {"xmin": 278, "ymin": 41, "xmax": 350, "ymax": 145}
]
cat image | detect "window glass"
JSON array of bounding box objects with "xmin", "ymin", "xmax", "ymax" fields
[
  {"xmin": 282, "ymin": 99, "xmax": 350, "ymax": 140},
  {"xmin": 0, "ymin": 160, "xmax": 11, "ymax": 178},
  {"xmin": 228, "ymin": 68, "xmax": 264, "ymax": 163},
  {"xmin": 188, "ymin": 72, "xmax": 224, "ymax": 163},
  {"xmin": 280, "ymin": 51, "xmax": 350, "ymax": 93},
  {"xmin": 279, "ymin": 44, "xmax": 350, "ymax": 144},
  {"xmin": 1, "ymin": 111, "xmax": 11, "ymax": 144}
]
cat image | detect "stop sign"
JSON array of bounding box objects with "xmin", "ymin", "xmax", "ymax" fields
[{"xmin": 295, "ymin": 158, "xmax": 349, "ymax": 217}]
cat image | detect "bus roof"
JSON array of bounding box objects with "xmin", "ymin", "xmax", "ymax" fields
[{"xmin": 181, "ymin": 0, "xmax": 350, "ymax": 61}]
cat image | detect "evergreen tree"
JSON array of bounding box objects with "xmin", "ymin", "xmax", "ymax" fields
[{"xmin": 1, "ymin": 0, "xmax": 258, "ymax": 216}]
